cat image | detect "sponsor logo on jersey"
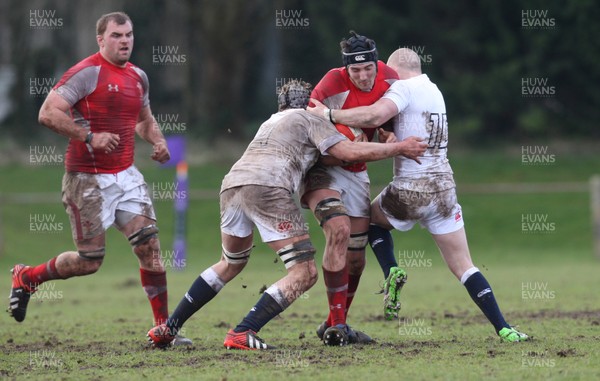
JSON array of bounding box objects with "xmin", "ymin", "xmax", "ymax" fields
[
  {"xmin": 277, "ymin": 220, "xmax": 293, "ymax": 232},
  {"xmin": 108, "ymin": 84, "xmax": 119, "ymax": 92},
  {"xmin": 455, "ymin": 211, "xmax": 462, "ymax": 222}
]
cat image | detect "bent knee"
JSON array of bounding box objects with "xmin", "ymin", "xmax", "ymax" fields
[
  {"xmin": 133, "ymin": 236, "xmax": 160, "ymax": 258},
  {"xmin": 76, "ymin": 256, "xmax": 103, "ymax": 275},
  {"xmin": 324, "ymin": 221, "xmax": 351, "ymax": 246},
  {"xmin": 306, "ymin": 260, "xmax": 319, "ymax": 287}
]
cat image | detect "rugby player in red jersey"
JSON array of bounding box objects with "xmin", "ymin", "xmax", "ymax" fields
[
  {"xmin": 8, "ymin": 12, "xmax": 190, "ymax": 345},
  {"xmin": 300, "ymin": 31, "xmax": 400, "ymax": 345}
]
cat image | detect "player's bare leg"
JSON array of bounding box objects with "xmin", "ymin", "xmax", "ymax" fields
[
  {"xmin": 150, "ymin": 233, "xmax": 318, "ymax": 349},
  {"xmin": 305, "ymin": 189, "xmax": 351, "ymax": 334},
  {"xmin": 345, "ymin": 216, "xmax": 369, "ymax": 315},
  {"xmin": 432, "ymin": 228, "xmax": 474, "ymax": 280},
  {"xmin": 116, "ymin": 214, "xmax": 169, "ymax": 326},
  {"xmin": 433, "ymin": 228, "xmax": 528, "ymax": 342},
  {"xmin": 8, "ymin": 234, "xmax": 105, "ymax": 322},
  {"xmin": 224, "ymin": 234, "xmax": 318, "ymax": 349}
]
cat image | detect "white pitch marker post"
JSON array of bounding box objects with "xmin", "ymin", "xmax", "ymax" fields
[{"xmin": 591, "ymin": 175, "xmax": 600, "ymax": 259}]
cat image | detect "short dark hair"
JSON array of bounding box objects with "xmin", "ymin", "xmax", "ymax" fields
[{"xmin": 96, "ymin": 12, "xmax": 132, "ymax": 35}]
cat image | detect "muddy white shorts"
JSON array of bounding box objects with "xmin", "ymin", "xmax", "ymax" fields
[
  {"xmin": 301, "ymin": 164, "xmax": 371, "ymax": 218},
  {"xmin": 62, "ymin": 166, "xmax": 155, "ymax": 240},
  {"xmin": 375, "ymin": 183, "xmax": 464, "ymax": 235},
  {"xmin": 220, "ymin": 185, "xmax": 308, "ymax": 243}
]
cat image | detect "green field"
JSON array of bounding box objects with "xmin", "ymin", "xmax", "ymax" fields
[{"xmin": 0, "ymin": 150, "xmax": 598, "ymax": 380}]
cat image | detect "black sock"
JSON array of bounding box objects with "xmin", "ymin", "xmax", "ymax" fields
[
  {"xmin": 463, "ymin": 271, "xmax": 510, "ymax": 333},
  {"xmin": 167, "ymin": 275, "xmax": 218, "ymax": 332},
  {"xmin": 368, "ymin": 224, "xmax": 397, "ymax": 279},
  {"xmin": 234, "ymin": 292, "xmax": 284, "ymax": 333}
]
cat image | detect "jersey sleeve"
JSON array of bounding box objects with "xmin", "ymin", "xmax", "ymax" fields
[
  {"xmin": 307, "ymin": 116, "xmax": 347, "ymax": 155},
  {"xmin": 131, "ymin": 66, "xmax": 150, "ymax": 107},
  {"xmin": 53, "ymin": 65, "xmax": 100, "ymax": 106},
  {"xmin": 382, "ymin": 81, "xmax": 410, "ymax": 113}
]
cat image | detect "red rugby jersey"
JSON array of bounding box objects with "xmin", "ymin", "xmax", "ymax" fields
[
  {"xmin": 53, "ymin": 52, "xmax": 150, "ymax": 174},
  {"xmin": 311, "ymin": 61, "xmax": 398, "ymax": 172}
]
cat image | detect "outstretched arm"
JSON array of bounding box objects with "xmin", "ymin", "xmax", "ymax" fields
[
  {"xmin": 136, "ymin": 106, "xmax": 170, "ymax": 164},
  {"xmin": 327, "ymin": 136, "xmax": 426, "ymax": 165},
  {"xmin": 308, "ymin": 98, "xmax": 399, "ymax": 128}
]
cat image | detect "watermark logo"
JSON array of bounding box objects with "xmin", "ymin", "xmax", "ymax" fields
[
  {"xmin": 275, "ymin": 10, "xmax": 309, "ymax": 29},
  {"xmin": 398, "ymin": 250, "xmax": 432, "ymax": 268},
  {"xmin": 154, "ymin": 113, "xmax": 187, "ymax": 134},
  {"xmin": 29, "ymin": 9, "xmax": 63, "ymax": 29},
  {"xmin": 396, "ymin": 188, "xmax": 429, "ymax": 203},
  {"xmin": 29, "ymin": 350, "xmax": 63, "ymax": 368},
  {"xmin": 29, "ymin": 77, "xmax": 56, "ymax": 98},
  {"xmin": 151, "ymin": 182, "xmax": 188, "ymax": 201},
  {"xmin": 521, "ymin": 77, "xmax": 556, "ymax": 97},
  {"xmin": 398, "ymin": 318, "xmax": 432, "ymax": 336},
  {"xmin": 521, "ymin": 350, "xmax": 556, "ymax": 367},
  {"xmin": 401, "ymin": 45, "xmax": 432, "ymax": 65},
  {"xmin": 152, "ymin": 45, "xmax": 187, "ymax": 65},
  {"xmin": 522, "ymin": 281, "xmax": 556, "ymax": 300},
  {"xmin": 272, "ymin": 145, "xmax": 314, "ymax": 165},
  {"xmin": 275, "ymin": 77, "xmax": 303, "ymax": 95},
  {"xmin": 280, "ymin": 280, "xmax": 310, "ymax": 300},
  {"xmin": 29, "ymin": 145, "xmax": 63, "ymax": 165},
  {"xmin": 521, "ymin": 10, "xmax": 556, "ymax": 30},
  {"xmin": 30, "ymin": 282, "xmax": 63, "ymax": 301},
  {"xmin": 521, "ymin": 213, "xmax": 556, "ymax": 234},
  {"xmin": 153, "ymin": 250, "xmax": 186, "ymax": 269},
  {"xmin": 521, "ymin": 146, "xmax": 555, "ymax": 165},
  {"xmin": 152, "ymin": 319, "xmax": 188, "ymax": 338},
  {"xmin": 275, "ymin": 350, "xmax": 310, "ymax": 368},
  {"xmin": 29, "ymin": 214, "xmax": 63, "ymax": 233},
  {"xmin": 275, "ymin": 213, "xmax": 309, "ymax": 235}
]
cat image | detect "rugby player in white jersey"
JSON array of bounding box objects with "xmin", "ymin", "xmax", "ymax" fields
[
  {"xmin": 308, "ymin": 48, "xmax": 528, "ymax": 342},
  {"xmin": 147, "ymin": 80, "xmax": 427, "ymax": 349}
]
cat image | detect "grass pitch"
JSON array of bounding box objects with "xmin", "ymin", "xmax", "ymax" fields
[{"xmin": 0, "ymin": 150, "xmax": 598, "ymax": 380}]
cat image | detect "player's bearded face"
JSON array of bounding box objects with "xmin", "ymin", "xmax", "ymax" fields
[
  {"xmin": 347, "ymin": 62, "xmax": 377, "ymax": 92},
  {"xmin": 98, "ymin": 20, "xmax": 134, "ymax": 67}
]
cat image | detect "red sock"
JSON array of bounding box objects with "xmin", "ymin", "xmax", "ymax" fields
[
  {"xmin": 345, "ymin": 273, "xmax": 362, "ymax": 318},
  {"xmin": 140, "ymin": 268, "xmax": 168, "ymax": 325},
  {"xmin": 323, "ymin": 266, "xmax": 348, "ymax": 327},
  {"xmin": 25, "ymin": 257, "xmax": 63, "ymax": 289}
]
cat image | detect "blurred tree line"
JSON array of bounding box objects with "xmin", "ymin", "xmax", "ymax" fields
[{"xmin": 1, "ymin": 0, "xmax": 598, "ymax": 145}]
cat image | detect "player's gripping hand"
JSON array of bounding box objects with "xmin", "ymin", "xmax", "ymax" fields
[
  {"xmin": 378, "ymin": 128, "xmax": 398, "ymax": 143},
  {"xmin": 399, "ymin": 136, "xmax": 427, "ymax": 164},
  {"xmin": 306, "ymin": 98, "xmax": 327, "ymax": 119},
  {"xmin": 90, "ymin": 132, "xmax": 120, "ymax": 154},
  {"xmin": 151, "ymin": 141, "xmax": 170, "ymax": 164}
]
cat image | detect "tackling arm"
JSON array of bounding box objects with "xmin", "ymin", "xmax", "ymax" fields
[
  {"xmin": 327, "ymin": 136, "xmax": 426, "ymax": 165},
  {"xmin": 308, "ymin": 98, "xmax": 399, "ymax": 129}
]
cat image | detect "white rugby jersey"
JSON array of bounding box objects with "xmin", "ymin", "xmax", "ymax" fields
[{"xmin": 383, "ymin": 74, "xmax": 455, "ymax": 192}]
